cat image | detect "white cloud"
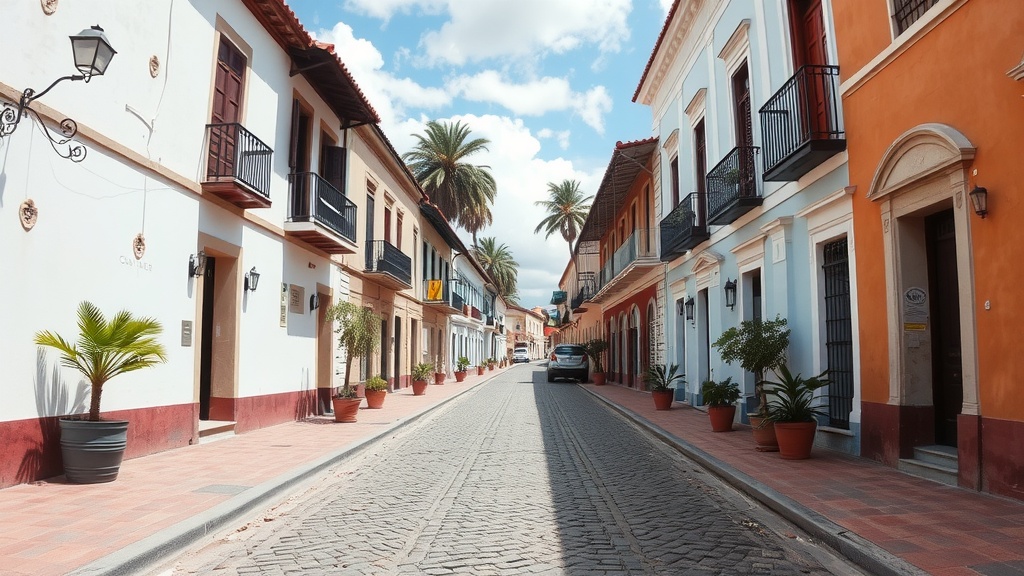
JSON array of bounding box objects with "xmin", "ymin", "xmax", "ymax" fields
[
  {"xmin": 313, "ymin": 22, "xmax": 451, "ymax": 124},
  {"xmin": 420, "ymin": 0, "xmax": 632, "ymax": 66},
  {"xmin": 659, "ymin": 0, "xmax": 675, "ymax": 16},
  {"xmin": 447, "ymin": 72, "xmax": 612, "ymax": 134},
  {"xmin": 537, "ymin": 128, "xmax": 571, "ymax": 150},
  {"xmin": 342, "ymin": 0, "xmax": 447, "ymax": 20}
]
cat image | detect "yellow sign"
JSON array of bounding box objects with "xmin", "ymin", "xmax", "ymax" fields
[
  {"xmin": 903, "ymin": 323, "xmax": 926, "ymax": 331},
  {"xmin": 427, "ymin": 279, "xmax": 442, "ymax": 300}
]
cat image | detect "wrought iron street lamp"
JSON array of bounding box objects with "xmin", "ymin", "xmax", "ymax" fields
[
  {"xmin": 188, "ymin": 251, "xmax": 208, "ymax": 278},
  {"xmin": 684, "ymin": 297, "xmax": 695, "ymax": 323},
  {"xmin": 0, "ymin": 25, "xmax": 116, "ymax": 162},
  {"xmin": 244, "ymin": 267, "xmax": 261, "ymax": 292},
  {"xmin": 969, "ymin": 186, "xmax": 988, "ymax": 219},
  {"xmin": 723, "ymin": 279, "xmax": 737, "ymax": 310}
]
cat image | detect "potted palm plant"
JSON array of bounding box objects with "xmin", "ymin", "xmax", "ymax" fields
[
  {"xmin": 643, "ymin": 364, "xmax": 685, "ymax": 410},
  {"xmin": 763, "ymin": 365, "xmax": 829, "ymax": 459},
  {"xmin": 433, "ymin": 358, "xmax": 446, "ymax": 385},
  {"xmin": 454, "ymin": 356, "xmax": 470, "ymax": 382},
  {"xmin": 34, "ymin": 301, "xmax": 167, "ymax": 484},
  {"xmin": 583, "ymin": 338, "xmax": 609, "ymax": 385},
  {"xmin": 476, "ymin": 362, "xmax": 485, "ymax": 376},
  {"xmin": 487, "ymin": 357, "xmax": 496, "ymax": 371},
  {"xmin": 364, "ymin": 375, "xmax": 388, "ymax": 409},
  {"xmin": 326, "ymin": 301, "xmax": 382, "ymax": 422},
  {"xmin": 412, "ymin": 362, "xmax": 432, "ymax": 396},
  {"xmin": 700, "ymin": 377, "xmax": 741, "ymax": 432},
  {"xmin": 713, "ymin": 315, "xmax": 790, "ymax": 450}
]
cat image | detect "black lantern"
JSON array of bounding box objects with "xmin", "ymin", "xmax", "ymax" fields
[
  {"xmin": 684, "ymin": 297, "xmax": 695, "ymax": 322},
  {"xmin": 70, "ymin": 26, "xmax": 117, "ymax": 80},
  {"xmin": 969, "ymin": 186, "xmax": 988, "ymax": 219},
  {"xmin": 0, "ymin": 25, "xmax": 116, "ymax": 162},
  {"xmin": 188, "ymin": 251, "xmax": 207, "ymax": 278},
  {"xmin": 309, "ymin": 293, "xmax": 320, "ymax": 312},
  {"xmin": 723, "ymin": 279, "xmax": 737, "ymax": 310},
  {"xmin": 244, "ymin": 267, "xmax": 260, "ymax": 292}
]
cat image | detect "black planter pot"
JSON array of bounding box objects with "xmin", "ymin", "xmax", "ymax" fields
[{"xmin": 59, "ymin": 419, "xmax": 129, "ymax": 484}]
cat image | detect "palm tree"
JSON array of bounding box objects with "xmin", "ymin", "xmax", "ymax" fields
[
  {"xmin": 403, "ymin": 120, "xmax": 497, "ymax": 240},
  {"xmin": 474, "ymin": 236, "xmax": 518, "ymax": 302},
  {"xmin": 534, "ymin": 179, "xmax": 593, "ymax": 259},
  {"xmin": 34, "ymin": 301, "xmax": 168, "ymax": 421}
]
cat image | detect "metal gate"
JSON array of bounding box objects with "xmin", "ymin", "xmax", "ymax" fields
[{"xmin": 823, "ymin": 238, "xmax": 853, "ymax": 428}]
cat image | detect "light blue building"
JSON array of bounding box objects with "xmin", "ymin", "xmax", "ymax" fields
[{"xmin": 635, "ymin": 0, "xmax": 861, "ymax": 455}]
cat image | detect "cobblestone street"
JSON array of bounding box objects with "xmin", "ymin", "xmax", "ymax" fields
[{"xmin": 157, "ymin": 366, "xmax": 861, "ymax": 575}]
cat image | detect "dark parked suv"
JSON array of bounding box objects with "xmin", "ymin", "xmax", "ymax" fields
[{"xmin": 546, "ymin": 344, "xmax": 589, "ymax": 382}]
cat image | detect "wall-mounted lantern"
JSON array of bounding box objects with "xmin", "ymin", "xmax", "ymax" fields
[
  {"xmin": 723, "ymin": 279, "xmax": 737, "ymax": 310},
  {"xmin": 244, "ymin": 267, "xmax": 260, "ymax": 292},
  {"xmin": 969, "ymin": 186, "xmax": 988, "ymax": 219},
  {"xmin": 188, "ymin": 251, "xmax": 207, "ymax": 278}
]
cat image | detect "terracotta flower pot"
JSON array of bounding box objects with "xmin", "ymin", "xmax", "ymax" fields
[
  {"xmin": 477, "ymin": 366, "xmax": 485, "ymax": 376},
  {"xmin": 774, "ymin": 421, "xmax": 817, "ymax": 460},
  {"xmin": 708, "ymin": 405, "xmax": 737, "ymax": 432},
  {"xmin": 434, "ymin": 372, "xmax": 445, "ymax": 385},
  {"xmin": 454, "ymin": 370, "xmax": 467, "ymax": 382},
  {"xmin": 365, "ymin": 389, "xmax": 387, "ymax": 409},
  {"xmin": 332, "ymin": 397, "xmax": 361, "ymax": 423},
  {"xmin": 412, "ymin": 380, "xmax": 428, "ymax": 396},
  {"xmin": 488, "ymin": 364, "xmax": 495, "ymax": 371},
  {"xmin": 748, "ymin": 415, "xmax": 779, "ymax": 452},
  {"xmin": 651, "ymin": 389, "xmax": 674, "ymax": 410},
  {"xmin": 592, "ymin": 372, "xmax": 606, "ymax": 386}
]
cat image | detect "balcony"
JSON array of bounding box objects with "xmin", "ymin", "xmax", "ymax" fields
[
  {"xmin": 285, "ymin": 172, "xmax": 358, "ymax": 254},
  {"xmin": 760, "ymin": 65, "xmax": 845, "ymax": 182},
  {"xmin": 550, "ymin": 290, "xmax": 567, "ymax": 305},
  {"xmin": 364, "ymin": 240, "xmax": 412, "ymax": 290},
  {"xmin": 660, "ymin": 192, "xmax": 710, "ymax": 261},
  {"xmin": 422, "ymin": 279, "xmax": 463, "ymax": 314},
  {"xmin": 571, "ymin": 272, "xmax": 597, "ymax": 311},
  {"xmin": 202, "ymin": 123, "xmax": 273, "ymax": 209},
  {"xmin": 591, "ymin": 229, "xmax": 659, "ymax": 304},
  {"xmin": 707, "ymin": 146, "xmax": 761, "ymax": 226}
]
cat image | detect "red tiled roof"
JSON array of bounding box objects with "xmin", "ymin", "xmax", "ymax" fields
[{"xmin": 633, "ymin": 0, "xmax": 681, "ymax": 103}]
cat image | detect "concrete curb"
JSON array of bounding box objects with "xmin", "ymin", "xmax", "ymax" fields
[
  {"xmin": 69, "ymin": 376, "xmax": 495, "ymax": 576},
  {"xmin": 580, "ymin": 387, "xmax": 928, "ymax": 576}
]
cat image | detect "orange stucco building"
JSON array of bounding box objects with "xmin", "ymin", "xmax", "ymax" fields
[{"xmin": 834, "ymin": 0, "xmax": 1024, "ymax": 500}]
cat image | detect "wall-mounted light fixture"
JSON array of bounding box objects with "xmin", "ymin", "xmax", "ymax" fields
[
  {"xmin": 723, "ymin": 279, "xmax": 737, "ymax": 310},
  {"xmin": 969, "ymin": 186, "xmax": 988, "ymax": 219},
  {"xmin": 684, "ymin": 297, "xmax": 695, "ymax": 323},
  {"xmin": 188, "ymin": 251, "xmax": 207, "ymax": 278},
  {"xmin": 0, "ymin": 25, "xmax": 116, "ymax": 162},
  {"xmin": 309, "ymin": 293, "xmax": 320, "ymax": 312},
  {"xmin": 244, "ymin": 267, "xmax": 260, "ymax": 292}
]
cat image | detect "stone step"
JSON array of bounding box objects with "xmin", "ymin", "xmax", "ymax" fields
[
  {"xmin": 198, "ymin": 420, "xmax": 236, "ymax": 444},
  {"xmin": 913, "ymin": 444, "xmax": 958, "ymax": 468},
  {"xmin": 898, "ymin": 444, "xmax": 958, "ymax": 487}
]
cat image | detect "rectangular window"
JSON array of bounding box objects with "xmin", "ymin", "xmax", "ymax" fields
[
  {"xmin": 893, "ymin": 0, "xmax": 940, "ymax": 36},
  {"xmin": 670, "ymin": 156, "xmax": 680, "ymax": 208},
  {"xmin": 823, "ymin": 238, "xmax": 854, "ymax": 429},
  {"xmin": 694, "ymin": 119, "xmax": 707, "ymax": 226}
]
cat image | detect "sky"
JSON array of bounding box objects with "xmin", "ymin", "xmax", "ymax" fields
[{"xmin": 287, "ymin": 0, "xmax": 673, "ymax": 310}]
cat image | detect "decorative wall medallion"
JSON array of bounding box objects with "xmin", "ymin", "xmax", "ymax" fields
[
  {"xmin": 955, "ymin": 190, "xmax": 963, "ymax": 209},
  {"xmin": 20, "ymin": 199, "xmax": 38, "ymax": 231},
  {"xmin": 41, "ymin": 0, "xmax": 57, "ymax": 15},
  {"xmin": 149, "ymin": 55, "xmax": 160, "ymax": 78},
  {"xmin": 883, "ymin": 217, "xmax": 890, "ymax": 233},
  {"xmin": 133, "ymin": 233, "xmax": 146, "ymax": 259}
]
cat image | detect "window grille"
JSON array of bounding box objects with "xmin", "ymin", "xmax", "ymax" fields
[
  {"xmin": 823, "ymin": 238, "xmax": 854, "ymax": 429},
  {"xmin": 893, "ymin": 0, "xmax": 940, "ymax": 36}
]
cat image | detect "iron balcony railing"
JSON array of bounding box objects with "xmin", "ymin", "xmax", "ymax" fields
[
  {"xmin": 205, "ymin": 122, "xmax": 272, "ymax": 199},
  {"xmin": 451, "ymin": 291, "xmax": 465, "ymax": 311},
  {"xmin": 598, "ymin": 229, "xmax": 656, "ymax": 288},
  {"xmin": 288, "ymin": 172, "xmax": 357, "ymax": 243},
  {"xmin": 660, "ymin": 192, "xmax": 709, "ymax": 261},
  {"xmin": 365, "ymin": 240, "xmax": 412, "ymax": 286},
  {"xmin": 759, "ymin": 65, "xmax": 844, "ymax": 180},
  {"xmin": 706, "ymin": 146, "xmax": 761, "ymax": 226},
  {"xmin": 571, "ymin": 271, "xmax": 597, "ymax": 310},
  {"xmin": 423, "ymin": 278, "xmax": 459, "ymax": 308}
]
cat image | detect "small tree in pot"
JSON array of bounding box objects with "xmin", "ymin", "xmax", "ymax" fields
[
  {"xmin": 34, "ymin": 301, "xmax": 168, "ymax": 483},
  {"xmin": 583, "ymin": 338, "xmax": 609, "ymax": 385},
  {"xmin": 712, "ymin": 316, "xmax": 789, "ymax": 449},
  {"xmin": 700, "ymin": 377, "xmax": 741, "ymax": 432},
  {"xmin": 326, "ymin": 301, "xmax": 382, "ymax": 422}
]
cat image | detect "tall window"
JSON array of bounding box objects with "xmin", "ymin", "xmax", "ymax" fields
[
  {"xmin": 823, "ymin": 238, "xmax": 854, "ymax": 429},
  {"xmin": 694, "ymin": 119, "xmax": 707, "ymax": 225},
  {"xmin": 670, "ymin": 156, "xmax": 680, "ymax": 208},
  {"xmin": 893, "ymin": 0, "xmax": 939, "ymax": 36}
]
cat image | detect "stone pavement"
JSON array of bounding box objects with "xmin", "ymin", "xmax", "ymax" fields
[{"xmin": 0, "ymin": 366, "xmax": 1021, "ymax": 576}]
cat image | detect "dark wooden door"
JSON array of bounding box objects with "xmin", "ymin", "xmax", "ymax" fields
[
  {"xmin": 209, "ymin": 39, "xmax": 245, "ymax": 177},
  {"xmin": 322, "ymin": 145, "xmax": 346, "ymax": 193},
  {"xmin": 926, "ymin": 210, "xmax": 962, "ymax": 446},
  {"xmin": 199, "ymin": 257, "xmax": 216, "ymax": 420},
  {"xmin": 732, "ymin": 65, "xmax": 756, "ymax": 197},
  {"xmin": 791, "ymin": 0, "xmax": 829, "ymax": 136},
  {"xmin": 393, "ymin": 316, "xmax": 401, "ymax": 389},
  {"xmin": 695, "ymin": 119, "xmax": 707, "ymax": 225}
]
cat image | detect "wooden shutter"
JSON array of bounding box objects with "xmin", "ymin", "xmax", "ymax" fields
[
  {"xmin": 288, "ymin": 98, "xmax": 300, "ymax": 170},
  {"xmin": 323, "ymin": 146, "xmax": 346, "ymax": 193}
]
